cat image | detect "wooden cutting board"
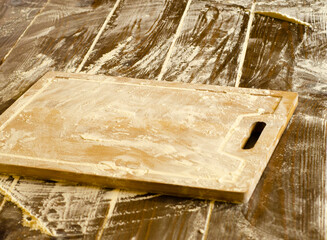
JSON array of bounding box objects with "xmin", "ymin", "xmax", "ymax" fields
[{"xmin": 0, "ymin": 72, "xmax": 298, "ymax": 203}]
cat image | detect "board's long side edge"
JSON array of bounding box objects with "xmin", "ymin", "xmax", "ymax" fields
[{"xmin": 0, "ymin": 161, "xmax": 246, "ymax": 203}]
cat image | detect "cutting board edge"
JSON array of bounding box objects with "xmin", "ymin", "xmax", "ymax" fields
[
  {"xmin": 0, "ymin": 162, "xmax": 250, "ymax": 203},
  {"xmin": 242, "ymin": 93, "xmax": 299, "ymax": 202}
]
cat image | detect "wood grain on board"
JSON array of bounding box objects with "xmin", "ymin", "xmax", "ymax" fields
[
  {"xmin": 0, "ymin": 0, "xmax": 47, "ymax": 64},
  {"xmin": 80, "ymin": 0, "xmax": 188, "ymax": 79},
  {"xmin": 0, "ymin": 0, "xmax": 117, "ymax": 114},
  {"xmin": 159, "ymin": 1, "xmax": 249, "ymax": 85},
  {"xmin": 207, "ymin": 1, "xmax": 327, "ymax": 239}
]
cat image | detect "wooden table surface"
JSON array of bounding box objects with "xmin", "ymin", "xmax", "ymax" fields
[{"xmin": 0, "ymin": 0, "xmax": 326, "ymax": 239}]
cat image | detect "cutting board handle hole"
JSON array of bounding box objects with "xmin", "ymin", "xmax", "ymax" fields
[{"xmin": 242, "ymin": 122, "xmax": 266, "ymax": 150}]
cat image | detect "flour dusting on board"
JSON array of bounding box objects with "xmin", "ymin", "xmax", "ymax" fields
[
  {"xmin": 0, "ymin": 72, "xmax": 298, "ymax": 237},
  {"xmin": 0, "ymin": 77, "xmax": 268, "ymax": 184}
]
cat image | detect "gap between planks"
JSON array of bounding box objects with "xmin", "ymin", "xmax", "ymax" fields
[
  {"xmin": 0, "ymin": 0, "xmax": 50, "ymax": 66},
  {"xmin": 95, "ymin": 189, "xmax": 120, "ymax": 240},
  {"xmin": 157, "ymin": 0, "xmax": 193, "ymax": 81},
  {"xmin": 201, "ymin": 200, "xmax": 215, "ymax": 240},
  {"xmin": 235, "ymin": 1, "xmax": 256, "ymax": 88},
  {"xmin": 0, "ymin": 177, "xmax": 19, "ymax": 212},
  {"xmin": 201, "ymin": 1, "xmax": 257, "ymax": 237},
  {"xmin": 75, "ymin": 0, "xmax": 122, "ymax": 73}
]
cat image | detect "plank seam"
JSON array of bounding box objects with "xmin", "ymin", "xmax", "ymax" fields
[
  {"xmin": 95, "ymin": 189, "xmax": 120, "ymax": 240},
  {"xmin": 157, "ymin": 0, "xmax": 193, "ymax": 81},
  {"xmin": 201, "ymin": 200, "xmax": 215, "ymax": 240},
  {"xmin": 324, "ymin": 121, "xmax": 327, "ymax": 237},
  {"xmin": 0, "ymin": 177, "xmax": 19, "ymax": 212},
  {"xmin": 0, "ymin": 0, "xmax": 50, "ymax": 66},
  {"xmin": 0, "ymin": 198, "xmax": 5, "ymax": 212},
  {"xmin": 234, "ymin": 1, "xmax": 256, "ymax": 88},
  {"xmin": 75, "ymin": 0, "xmax": 122, "ymax": 73},
  {"xmin": 202, "ymin": 1, "xmax": 256, "ymax": 237}
]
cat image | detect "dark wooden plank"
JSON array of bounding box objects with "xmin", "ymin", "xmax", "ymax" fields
[
  {"xmin": 240, "ymin": 1, "xmax": 327, "ymax": 95},
  {"xmin": 101, "ymin": 194, "xmax": 208, "ymax": 240},
  {"xmin": 80, "ymin": 0, "xmax": 188, "ymax": 79},
  {"xmin": 0, "ymin": 0, "xmax": 117, "ymax": 114},
  {"xmin": 239, "ymin": 13, "xmax": 307, "ymax": 91},
  {"xmin": 0, "ymin": 201, "xmax": 52, "ymax": 239},
  {"xmin": 159, "ymin": 1, "xmax": 249, "ymax": 86},
  {"xmin": 0, "ymin": 0, "xmax": 47, "ymax": 64},
  {"xmin": 207, "ymin": 1, "xmax": 327, "ymax": 239}
]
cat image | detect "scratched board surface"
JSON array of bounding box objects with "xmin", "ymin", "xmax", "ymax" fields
[{"xmin": 0, "ymin": 0, "xmax": 326, "ymax": 239}]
